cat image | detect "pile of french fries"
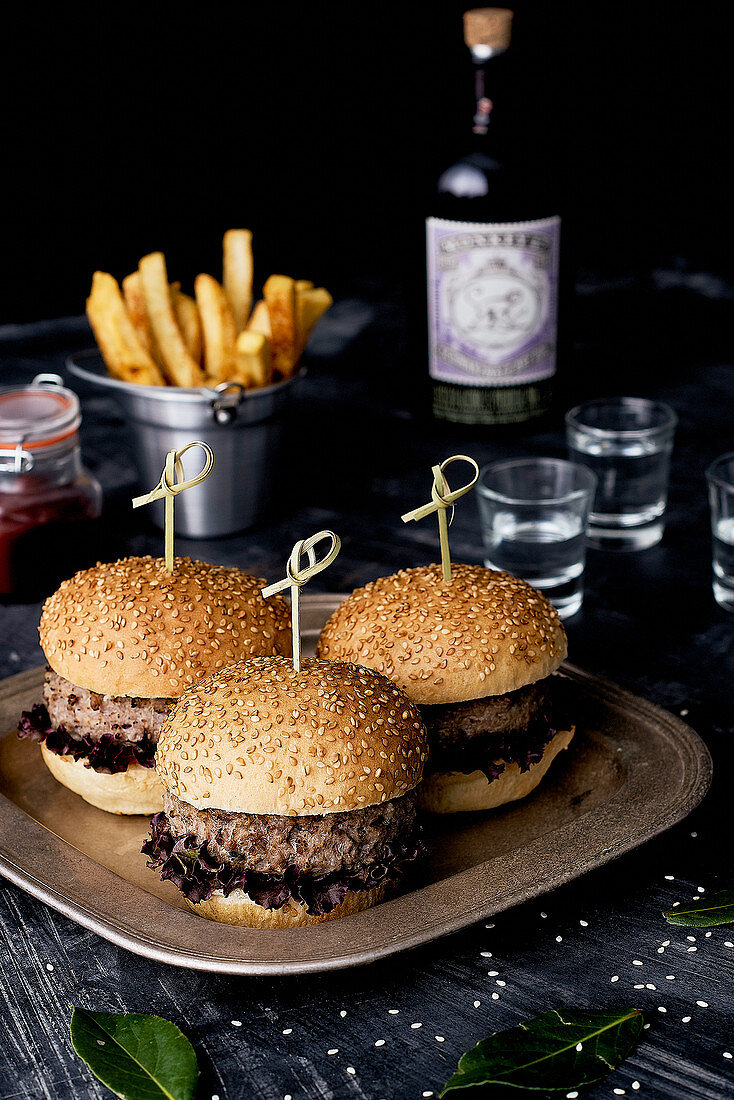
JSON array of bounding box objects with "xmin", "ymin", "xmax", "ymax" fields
[{"xmin": 85, "ymin": 230, "xmax": 333, "ymax": 389}]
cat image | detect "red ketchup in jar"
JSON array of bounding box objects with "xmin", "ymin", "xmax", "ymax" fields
[{"xmin": 0, "ymin": 374, "xmax": 102, "ymax": 598}]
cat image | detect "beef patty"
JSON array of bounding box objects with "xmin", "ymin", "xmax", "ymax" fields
[
  {"xmin": 421, "ymin": 679, "xmax": 560, "ymax": 774},
  {"xmin": 163, "ymin": 788, "xmax": 419, "ymax": 877},
  {"xmin": 43, "ymin": 670, "xmax": 171, "ymax": 745}
]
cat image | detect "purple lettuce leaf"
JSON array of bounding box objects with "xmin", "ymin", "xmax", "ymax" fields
[
  {"xmin": 143, "ymin": 812, "xmax": 424, "ymax": 914},
  {"xmin": 17, "ymin": 703, "xmax": 156, "ymax": 774}
]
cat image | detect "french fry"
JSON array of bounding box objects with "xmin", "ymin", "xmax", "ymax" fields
[
  {"xmin": 138, "ymin": 252, "xmax": 205, "ymax": 388},
  {"xmin": 296, "ymin": 286, "xmax": 333, "ymax": 355},
  {"xmin": 263, "ymin": 275, "xmax": 298, "ymax": 378},
  {"xmin": 172, "ymin": 289, "xmax": 202, "ymax": 364},
  {"xmin": 246, "ymin": 299, "xmax": 271, "ymax": 336},
  {"xmin": 122, "ymin": 271, "xmax": 154, "ymax": 355},
  {"xmin": 86, "ymin": 271, "xmax": 165, "ymax": 386},
  {"xmin": 295, "ymin": 280, "xmax": 314, "ymax": 292},
  {"xmin": 234, "ymin": 330, "xmax": 273, "ymax": 388},
  {"xmin": 195, "ymin": 273, "xmax": 238, "ymax": 382},
  {"xmin": 223, "ymin": 229, "xmax": 254, "ymax": 334}
]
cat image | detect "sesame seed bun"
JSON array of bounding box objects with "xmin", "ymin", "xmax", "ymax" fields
[
  {"xmin": 187, "ymin": 882, "xmax": 388, "ymax": 927},
  {"xmin": 38, "ymin": 556, "xmax": 291, "ymax": 699},
  {"xmin": 418, "ymin": 728, "xmax": 575, "ymax": 814},
  {"xmin": 316, "ymin": 564, "xmax": 567, "ymax": 706},
  {"xmin": 155, "ymin": 656, "xmax": 429, "ymax": 816},
  {"xmin": 40, "ymin": 744, "xmax": 165, "ymax": 815}
]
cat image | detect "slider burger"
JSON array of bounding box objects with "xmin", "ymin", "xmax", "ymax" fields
[
  {"xmin": 143, "ymin": 656, "xmax": 428, "ymax": 927},
  {"xmin": 18, "ymin": 556, "xmax": 290, "ymax": 815},
  {"xmin": 316, "ymin": 564, "xmax": 573, "ymax": 814}
]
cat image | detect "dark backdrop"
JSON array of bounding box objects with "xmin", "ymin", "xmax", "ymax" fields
[{"xmin": 2, "ymin": 2, "xmax": 731, "ymax": 325}]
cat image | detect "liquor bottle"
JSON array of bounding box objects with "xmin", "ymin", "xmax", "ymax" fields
[{"xmin": 427, "ymin": 7, "xmax": 560, "ymax": 425}]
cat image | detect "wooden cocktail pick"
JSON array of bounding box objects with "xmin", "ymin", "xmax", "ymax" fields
[
  {"xmin": 261, "ymin": 530, "xmax": 341, "ymax": 672},
  {"xmin": 132, "ymin": 440, "xmax": 214, "ymax": 572},
  {"xmin": 401, "ymin": 455, "xmax": 479, "ymax": 583}
]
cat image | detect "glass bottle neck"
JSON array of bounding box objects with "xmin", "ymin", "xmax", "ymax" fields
[{"xmin": 472, "ymin": 60, "xmax": 494, "ymax": 136}]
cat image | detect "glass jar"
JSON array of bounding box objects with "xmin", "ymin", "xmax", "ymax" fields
[{"xmin": 0, "ymin": 374, "xmax": 102, "ymax": 598}]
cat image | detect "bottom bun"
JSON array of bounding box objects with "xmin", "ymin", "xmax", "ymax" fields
[
  {"xmin": 188, "ymin": 882, "xmax": 389, "ymax": 928},
  {"xmin": 40, "ymin": 744, "xmax": 165, "ymax": 815},
  {"xmin": 419, "ymin": 728, "xmax": 575, "ymax": 814}
]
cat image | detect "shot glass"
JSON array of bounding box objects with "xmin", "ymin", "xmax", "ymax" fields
[
  {"xmin": 476, "ymin": 458, "xmax": 597, "ymax": 619},
  {"xmin": 706, "ymin": 453, "xmax": 734, "ymax": 612},
  {"xmin": 565, "ymin": 397, "xmax": 677, "ymax": 550}
]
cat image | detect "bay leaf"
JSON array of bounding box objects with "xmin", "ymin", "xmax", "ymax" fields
[
  {"xmin": 70, "ymin": 1007, "xmax": 198, "ymax": 1100},
  {"xmin": 441, "ymin": 1008, "xmax": 643, "ymax": 1095},
  {"xmin": 663, "ymin": 889, "xmax": 734, "ymax": 927}
]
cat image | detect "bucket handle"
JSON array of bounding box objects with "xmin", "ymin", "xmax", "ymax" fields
[{"xmin": 210, "ymin": 382, "xmax": 245, "ymax": 424}]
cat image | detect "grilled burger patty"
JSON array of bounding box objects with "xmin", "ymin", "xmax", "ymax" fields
[
  {"xmin": 421, "ymin": 679, "xmax": 561, "ymax": 774},
  {"xmin": 43, "ymin": 670, "xmax": 171, "ymax": 745},
  {"xmin": 162, "ymin": 788, "xmax": 419, "ymax": 877}
]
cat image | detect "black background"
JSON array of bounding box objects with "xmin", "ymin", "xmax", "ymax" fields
[{"xmin": 3, "ymin": 1, "xmax": 732, "ymax": 326}]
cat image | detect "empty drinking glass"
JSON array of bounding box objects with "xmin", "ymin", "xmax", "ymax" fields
[
  {"xmin": 706, "ymin": 453, "xmax": 734, "ymax": 612},
  {"xmin": 565, "ymin": 397, "xmax": 677, "ymax": 550},
  {"xmin": 476, "ymin": 458, "xmax": 597, "ymax": 619}
]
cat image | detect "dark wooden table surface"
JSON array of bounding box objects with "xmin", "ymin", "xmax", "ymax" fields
[{"xmin": 1, "ymin": 277, "xmax": 734, "ymax": 1099}]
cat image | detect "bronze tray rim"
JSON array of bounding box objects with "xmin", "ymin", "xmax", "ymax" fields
[{"xmin": 0, "ymin": 594, "xmax": 713, "ymax": 975}]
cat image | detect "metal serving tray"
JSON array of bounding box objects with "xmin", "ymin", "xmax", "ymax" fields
[{"xmin": 0, "ymin": 594, "xmax": 712, "ymax": 975}]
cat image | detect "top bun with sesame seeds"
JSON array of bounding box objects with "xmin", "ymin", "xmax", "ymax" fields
[
  {"xmin": 39, "ymin": 556, "xmax": 292, "ymax": 699},
  {"xmin": 316, "ymin": 563, "xmax": 567, "ymax": 706},
  {"xmin": 154, "ymin": 655, "xmax": 429, "ymax": 815}
]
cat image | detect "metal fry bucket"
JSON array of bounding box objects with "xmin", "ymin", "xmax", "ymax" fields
[{"xmin": 67, "ymin": 351, "xmax": 301, "ymax": 538}]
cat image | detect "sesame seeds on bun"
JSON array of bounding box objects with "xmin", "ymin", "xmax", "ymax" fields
[
  {"xmin": 38, "ymin": 556, "xmax": 291, "ymax": 699},
  {"xmin": 316, "ymin": 563, "xmax": 568, "ymax": 706},
  {"xmin": 155, "ymin": 656, "xmax": 429, "ymax": 816}
]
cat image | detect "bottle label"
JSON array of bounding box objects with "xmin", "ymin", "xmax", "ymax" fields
[{"xmin": 426, "ymin": 215, "xmax": 560, "ymax": 387}]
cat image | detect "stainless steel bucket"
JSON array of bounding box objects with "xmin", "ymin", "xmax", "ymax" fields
[{"xmin": 67, "ymin": 351, "xmax": 301, "ymax": 538}]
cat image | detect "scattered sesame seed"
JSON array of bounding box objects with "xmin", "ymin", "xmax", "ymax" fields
[
  {"xmin": 725, "ymin": 942, "xmax": 734, "ymax": 948},
  {"xmin": 724, "ymin": 1053, "xmax": 733, "ymax": 1060},
  {"xmin": 579, "ymin": 920, "xmax": 588, "ymax": 927},
  {"xmin": 680, "ymin": 708, "xmax": 689, "ymax": 716},
  {"xmin": 688, "ymin": 947, "xmax": 698, "ymax": 953},
  {"xmin": 388, "ymin": 1009, "xmax": 399, "ymax": 1014},
  {"xmin": 613, "ymin": 1090, "xmax": 626, "ymax": 1096},
  {"xmin": 423, "ymin": 1093, "xmax": 434, "ymax": 1097},
  {"xmin": 411, "ymin": 1023, "xmax": 422, "ymax": 1029},
  {"xmin": 474, "ymin": 1001, "xmax": 481, "ymax": 1008},
  {"xmin": 611, "ymin": 975, "xmax": 619, "ymax": 983},
  {"xmin": 540, "ymin": 911, "xmax": 548, "ymax": 919},
  {"xmin": 705, "ymin": 932, "xmax": 713, "ymax": 938},
  {"xmin": 687, "ymin": 936, "xmax": 696, "ymax": 942},
  {"xmin": 346, "ymin": 1067, "xmax": 356, "ymax": 1076},
  {"xmin": 682, "ymin": 1016, "xmax": 691, "ymax": 1023},
  {"xmin": 282, "ymin": 1029, "xmax": 292, "ymax": 1035},
  {"xmin": 658, "ymin": 1007, "xmax": 667, "ymax": 1014},
  {"xmin": 480, "ymin": 951, "xmax": 493, "ymax": 958},
  {"xmin": 556, "ymin": 936, "xmax": 563, "ymax": 943},
  {"xmin": 633, "ymin": 960, "xmax": 643, "ymax": 966},
  {"xmin": 495, "ymin": 980, "xmax": 506, "ymax": 987},
  {"xmin": 643, "ymin": 1024, "xmax": 651, "ymax": 1030},
  {"xmin": 46, "ymin": 964, "xmax": 54, "ymax": 972},
  {"xmin": 697, "ymin": 886, "xmax": 705, "ymax": 893},
  {"xmin": 567, "ymin": 1093, "xmax": 579, "ymax": 1099},
  {"xmin": 664, "ymin": 875, "xmax": 674, "ymax": 880},
  {"xmin": 632, "ymin": 1084, "xmax": 640, "ymax": 1091},
  {"xmin": 672, "ymin": 902, "xmax": 680, "ymax": 907},
  {"xmin": 485, "ymin": 923, "xmax": 495, "ymax": 929},
  {"xmin": 340, "ymin": 1010, "xmax": 347, "ymax": 1018},
  {"xmin": 662, "ymin": 940, "xmax": 670, "ymax": 947},
  {"xmin": 328, "ymin": 1049, "xmax": 338, "ymax": 1055},
  {"xmin": 657, "ymin": 947, "xmax": 665, "ymax": 954},
  {"xmin": 375, "ymin": 1040, "xmax": 385, "ymax": 1047},
  {"xmin": 646, "ymin": 984, "xmax": 657, "ymax": 990},
  {"xmin": 488, "ymin": 970, "xmax": 499, "ymax": 976},
  {"xmin": 692, "ymin": 896, "xmax": 701, "ymax": 901},
  {"xmin": 634, "ymin": 985, "xmax": 645, "ymax": 990},
  {"xmin": 666, "ymin": 975, "xmax": 675, "ymax": 980},
  {"xmin": 576, "ymin": 1043, "xmax": 583, "ymax": 1052},
  {"xmin": 231, "ymin": 1020, "xmax": 242, "ymax": 1027},
  {"xmin": 697, "ymin": 1001, "xmax": 709, "ymax": 1008},
  {"xmin": 491, "ymin": 993, "xmax": 500, "ymax": 1001},
  {"xmin": 212, "ymin": 1094, "xmax": 220, "ymax": 1100},
  {"xmin": 691, "ymin": 831, "xmax": 698, "ymax": 838},
  {"xmin": 284, "ymin": 1095, "xmax": 292, "ymax": 1100},
  {"xmin": 435, "ymin": 1036, "xmax": 445, "ymax": 1043}
]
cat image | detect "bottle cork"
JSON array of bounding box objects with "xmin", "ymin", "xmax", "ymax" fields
[{"xmin": 463, "ymin": 7, "xmax": 513, "ymax": 51}]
